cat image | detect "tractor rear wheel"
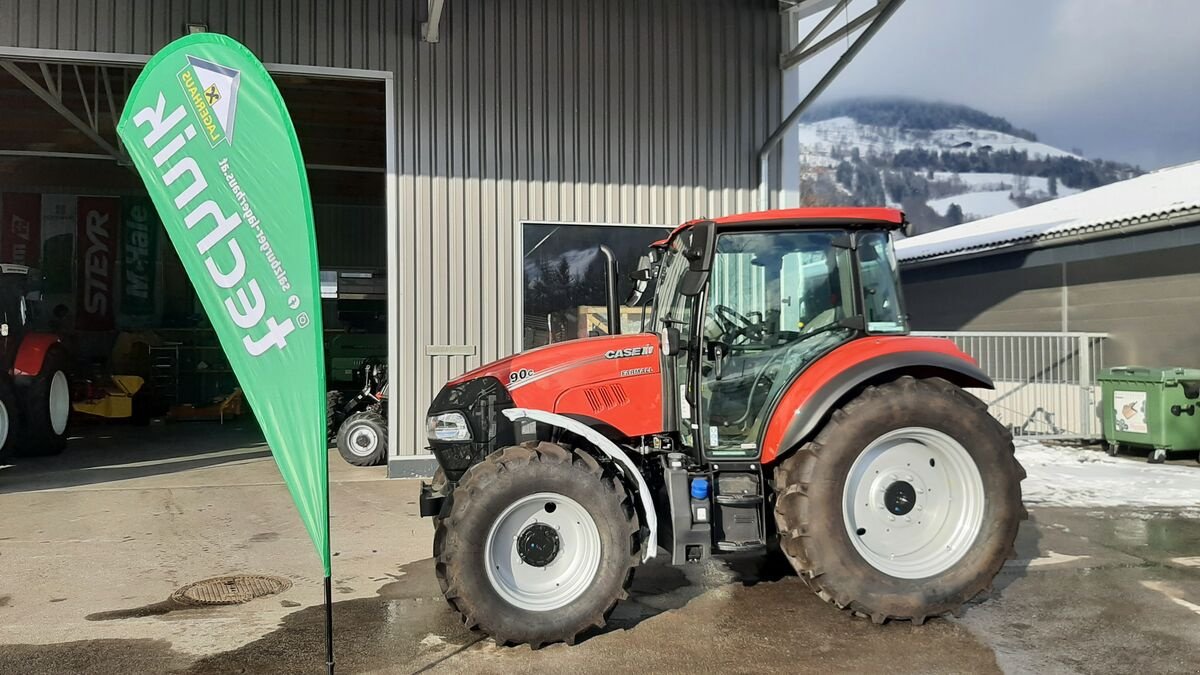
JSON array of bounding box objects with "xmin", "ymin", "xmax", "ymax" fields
[
  {"xmin": 326, "ymin": 391, "xmax": 344, "ymax": 442},
  {"xmin": 0, "ymin": 378, "xmax": 18, "ymax": 462},
  {"xmin": 774, "ymin": 376, "xmax": 1025, "ymax": 625},
  {"xmin": 434, "ymin": 442, "xmax": 639, "ymax": 647},
  {"xmin": 18, "ymin": 347, "xmax": 70, "ymax": 457},
  {"xmin": 335, "ymin": 410, "xmax": 387, "ymax": 466}
]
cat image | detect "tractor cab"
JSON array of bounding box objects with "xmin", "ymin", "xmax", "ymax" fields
[{"xmin": 651, "ymin": 211, "xmax": 907, "ymax": 459}]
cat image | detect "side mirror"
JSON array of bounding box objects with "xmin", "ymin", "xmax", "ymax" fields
[{"xmin": 660, "ymin": 325, "xmax": 681, "ymax": 357}]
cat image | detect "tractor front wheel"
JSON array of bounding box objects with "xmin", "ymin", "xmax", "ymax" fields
[
  {"xmin": 774, "ymin": 376, "xmax": 1026, "ymax": 624},
  {"xmin": 433, "ymin": 442, "xmax": 639, "ymax": 647},
  {"xmin": 335, "ymin": 410, "xmax": 387, "ymax": 466},
  {"xmin": 0, "ymin": 378, "xmax": 18, "ymax": 462},
  {"xmin": 18, "ymin": 347, "xmax": 70, "ymax": 457}
]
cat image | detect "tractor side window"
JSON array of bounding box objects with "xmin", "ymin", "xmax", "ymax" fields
[{"xmin": 857, "ymin": 232, "xmax": 907, "ymax": 334}]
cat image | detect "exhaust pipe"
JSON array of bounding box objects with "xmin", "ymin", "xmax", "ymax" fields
[{"xmin": 598, "ymin": 244, "xmax": 621, "ymax": 336}]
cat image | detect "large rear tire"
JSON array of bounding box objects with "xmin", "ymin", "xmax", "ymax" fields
[
  {"xmin": 433, "ymin": 442, "xmax": 639, "ymax": 647},
  {"xmin": 0, "ymin": 378, "xmax": 19, "ymax": 462},
  {"xmin": 326, "ymin": 391, "xmax": 345, "ymax": 442},
  {"xmin": 774, "ymin": 376, "xmax": 1026, "ymax": 624},
  {"xmin": 335, "ymin": 410, "xmax": 387, "ymax": 466},
  {"xmin": 18, "ymin": 347, "xmax": 70, "ymax": 457}
]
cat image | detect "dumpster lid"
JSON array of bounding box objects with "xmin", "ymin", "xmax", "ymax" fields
[{"xmin": 1101, "ymin": 366, "xmax": 1200, "ymax": 383}]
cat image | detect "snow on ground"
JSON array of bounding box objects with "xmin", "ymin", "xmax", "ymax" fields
[
  {"xmin": 930, "ymin": 172, "xmax": 1082, "ymax": 197},
  {"xmin": 928, "ymin": 190, "xmax": 1019, "ymax": 219},
  {"xmin": 795, "ymin": 117, "xmax": 1080, "ymax": 160},
  {"xmin": 1017, "ymin": 441, "xmax": 1200, "ymax": 514}
]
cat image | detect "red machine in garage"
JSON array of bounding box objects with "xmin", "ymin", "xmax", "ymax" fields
[
  {"xmin": 0, "ymin": 264, "xmax": 70, "ymax": 460},
  {"xmin": 419, "ymin": 208, "xmax": 1025, "ymax": 647}
]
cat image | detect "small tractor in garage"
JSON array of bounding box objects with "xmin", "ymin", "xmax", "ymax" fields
[
  {"xmin": 329, "ymin": 357, "xmax": 389, "ymax": 466},
  {"xmin": 419, "ymin": 208, "xmax": 1025, "ymax": 647},
  {"xmin": 0, "ymin": 264, "xmax": 71, "ymax": 461}
]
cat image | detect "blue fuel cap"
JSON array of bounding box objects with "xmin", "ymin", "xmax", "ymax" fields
[{"xmin": 690, "ymin": 477, "xmax": 710, "ymax": 500}]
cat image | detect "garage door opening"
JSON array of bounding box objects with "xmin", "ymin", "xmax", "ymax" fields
[{"xmin": 0, "ymin": 55, "xmax": 391, "ymax": 485}]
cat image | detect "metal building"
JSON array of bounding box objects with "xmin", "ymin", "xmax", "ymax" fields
[{"xmin": 0, "ymin": 0, "xmax": 904, "ymax": 474}]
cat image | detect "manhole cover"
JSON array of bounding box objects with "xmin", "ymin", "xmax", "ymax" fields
[{"xmin": 171, "ymin": 575, "xmax": 292, "ymax": 606}]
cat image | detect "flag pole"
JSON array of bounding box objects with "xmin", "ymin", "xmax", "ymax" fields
[
  {"xmin": 325, "ymin": 574, "xmax": 334, "ymax": 674},
  {"xmin": 325, "ymin": 453, "xmax": 334, "ymax": 674}
]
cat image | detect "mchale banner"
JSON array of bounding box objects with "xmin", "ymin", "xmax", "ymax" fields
[
  {"xmin": 76, "ymin": 196, "xmax": 118, "ymax": 331},
  {"xmin": 121, "ymin": 196, "xmax": 159, "ymax": 316},
  {"xmin": 116, "ymin": 34, "xmax": 329, "ymax": 574},
  {"xmin": 1, "ymin": 192, "xmax": 42, "ymax": 266}
]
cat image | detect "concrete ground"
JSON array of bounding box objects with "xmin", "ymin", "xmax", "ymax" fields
[{"xmin": 2, "ymin": 424, "xmax": 1199, "ymax": 674}]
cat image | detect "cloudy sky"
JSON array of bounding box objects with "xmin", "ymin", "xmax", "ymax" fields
[{"xmin": 800, "ymin": 0, "xmax": 1200, "ymax": 170}]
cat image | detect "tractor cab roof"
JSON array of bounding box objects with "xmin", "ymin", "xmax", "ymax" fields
[{"xmin": 653, "ymin": 207, "xmax": 905, "ymax": 248}]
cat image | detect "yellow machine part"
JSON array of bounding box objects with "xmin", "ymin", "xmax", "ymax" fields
[{"xmin": 72, "ymin": 376, "xmax": 145, "ymax": 419}]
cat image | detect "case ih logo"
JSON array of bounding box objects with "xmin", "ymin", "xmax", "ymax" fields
[{"xmin": 605, "ymin": 345, "xmax": 655, "ymax": 359}]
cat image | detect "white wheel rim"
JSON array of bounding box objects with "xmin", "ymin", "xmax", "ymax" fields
[
  {"xmin": 0, "ymin": 398, "xmax": 9, "ymax": 448},
  {"xmin": 484, "ymin": 492, "xmax": 602, "ymax": 612},
  {"xmin": 49, "ymin": 371, "xmax": 69, "ymax": 435},
  {"xmin": 842, "ymin": 427, "xmax": 985, "ymax": 579},
  {"xmin": 346, "ymin": 424, "xmax": 379, "ymax": 457}
]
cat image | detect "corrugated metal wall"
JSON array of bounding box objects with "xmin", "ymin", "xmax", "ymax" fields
[{"xmin": 1, "ymin": 0, "xmax": 783, "ymax": 455}]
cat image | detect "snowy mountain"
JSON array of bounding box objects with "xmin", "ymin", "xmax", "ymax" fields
[{"xmin": 795, "ymin": 99, "xmax": 1141, "ymax": 234}]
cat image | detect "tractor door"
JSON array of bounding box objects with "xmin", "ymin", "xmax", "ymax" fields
[{"xmin": 695, "ymin": 231, "xmax": 857, "ymax": 459}]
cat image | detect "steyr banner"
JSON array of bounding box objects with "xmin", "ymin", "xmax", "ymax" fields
[
  {"xmin": 116, "ymin": 33, "xmax": 329, "ymax": 575},
  {"xmin": 75, "ymin": 196, "xmax": 118, "ymax": 331}
]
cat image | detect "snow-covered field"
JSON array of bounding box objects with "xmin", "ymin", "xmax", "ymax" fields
[
  {"xmin": 1017, "ymin": 441, "xmax": 1200, "ymax": 514},
  {"xmin": 796, "ymin": 117, "xmax": 1080, "ymax": 160},
  {"xmin": 928, "ymin": 190, "xmax": 1019, "ymax": 219}
]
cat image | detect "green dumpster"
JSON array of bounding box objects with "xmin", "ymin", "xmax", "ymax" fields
[{"xmin": 1099, "ymin": 366, "xmax": 1200, "ymax": 463}]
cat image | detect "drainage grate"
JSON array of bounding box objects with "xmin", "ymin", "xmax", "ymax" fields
[{"xmin": 171, "ymin": 575, "xmax": 293, "ymax": 606}]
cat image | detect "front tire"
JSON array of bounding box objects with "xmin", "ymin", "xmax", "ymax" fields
[
  {"xmin": 774, "ymin": 376, "xmax": 1026, "ymax": 624},
  {"xmin": 434, "ymin": 442, "xmax": 639, "ymax": 647},
  {"xmin": 18, "ymin": 347, "xmax": 70, "ymax": 457},
  {"xmin": 0, "ymin": 378, "xmax": 19, "ymax": 462},
  {"xmin": 335, "ymin": 410, "xmax": 388, "ymax": 466}
]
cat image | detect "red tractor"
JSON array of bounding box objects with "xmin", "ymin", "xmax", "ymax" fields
[
  {"xmin": 420, "ymin": 208, "xmax": 1025, "ymax": 646},
  {"xmin": 0, "ymin": 264, "xmax": 71, "ymax": 461}
]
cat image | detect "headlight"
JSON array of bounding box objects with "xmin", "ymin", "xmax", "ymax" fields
[{"xmin": 426, "ymin": 411, "xmax": 472, "ymax": 442}]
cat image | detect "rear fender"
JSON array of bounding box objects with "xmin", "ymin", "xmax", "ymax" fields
[
  {"xmin": 501, "ymin": 407, "xmax": 658, "ymax": 562},
  {"xmin": 760, "ymin": 338, "xmax": 991, "ymax": 465},
  {"xmin": 14, "ymin": 333, "xmax": 62, "ymax": 378}
]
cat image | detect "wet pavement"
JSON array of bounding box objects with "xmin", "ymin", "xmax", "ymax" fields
[{"xmin": 2, "ymin": 425, "xmax": 1199, "ymax": 674}]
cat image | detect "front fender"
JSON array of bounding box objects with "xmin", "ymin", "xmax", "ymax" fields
[
  {"xmin": 14, "ymin": 333, "xmax": 62, "ymax": 378},
  {"xmin": 760, "ymin": 337, "xmax": 991, "ymax": 465},
  {"xmin": 501, "ymin": 407, "xmax": 658, "ymax": 562}
]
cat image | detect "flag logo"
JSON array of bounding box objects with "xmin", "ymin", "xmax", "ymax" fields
[{"xmin": 177, "ymin": 55, "xmax": 240, "ymax": 146}]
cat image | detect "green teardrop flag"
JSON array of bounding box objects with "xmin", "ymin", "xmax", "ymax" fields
[{"xmin": 117, "ymin": 33, "xmax": 329, "ymax": 575}]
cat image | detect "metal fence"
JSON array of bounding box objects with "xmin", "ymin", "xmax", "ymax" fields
[{"xmin": 913, "ymin": 331, "xmax": 1108, "ymax": 440}]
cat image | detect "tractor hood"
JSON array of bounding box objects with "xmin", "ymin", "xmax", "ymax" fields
[{"xmin": 439, "ymin": 332, "xmax": 665, "ymax": 438}]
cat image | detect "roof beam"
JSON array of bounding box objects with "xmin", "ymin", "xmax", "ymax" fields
[
  {"xmin": 0, "ymin": 60, "xmax": 123, "ymax": 161},
  {"xmin": 780, "ymin": 0, "xmax": 884, "ymax": 70},
  {"xmin": 422, "ymin": 0, "xmax": 446, "ymax": 43}
]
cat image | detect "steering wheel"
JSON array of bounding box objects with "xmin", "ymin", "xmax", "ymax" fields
[{"xmin": 714, "ymin": 304, "xmax": 763, "ymax": 344}]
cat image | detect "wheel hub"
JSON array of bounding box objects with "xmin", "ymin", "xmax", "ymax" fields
[
  {"xmin": 348, "ymin": 427, "xmax": 378, "ymax": 455},
  {"xmin": 517, "ymin": 523, "xmax": 561, "ymax": 567},
  {"xmin": 842, "ymin": 427, "xmax": 986, "ymax": 579},
  {"xmin": 484, "ymin": 492, "xmax": 602, "ymax": 612},
  {"xmin": 884, "ymin": 480, "xmax": 917, "ymax": 516}
]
